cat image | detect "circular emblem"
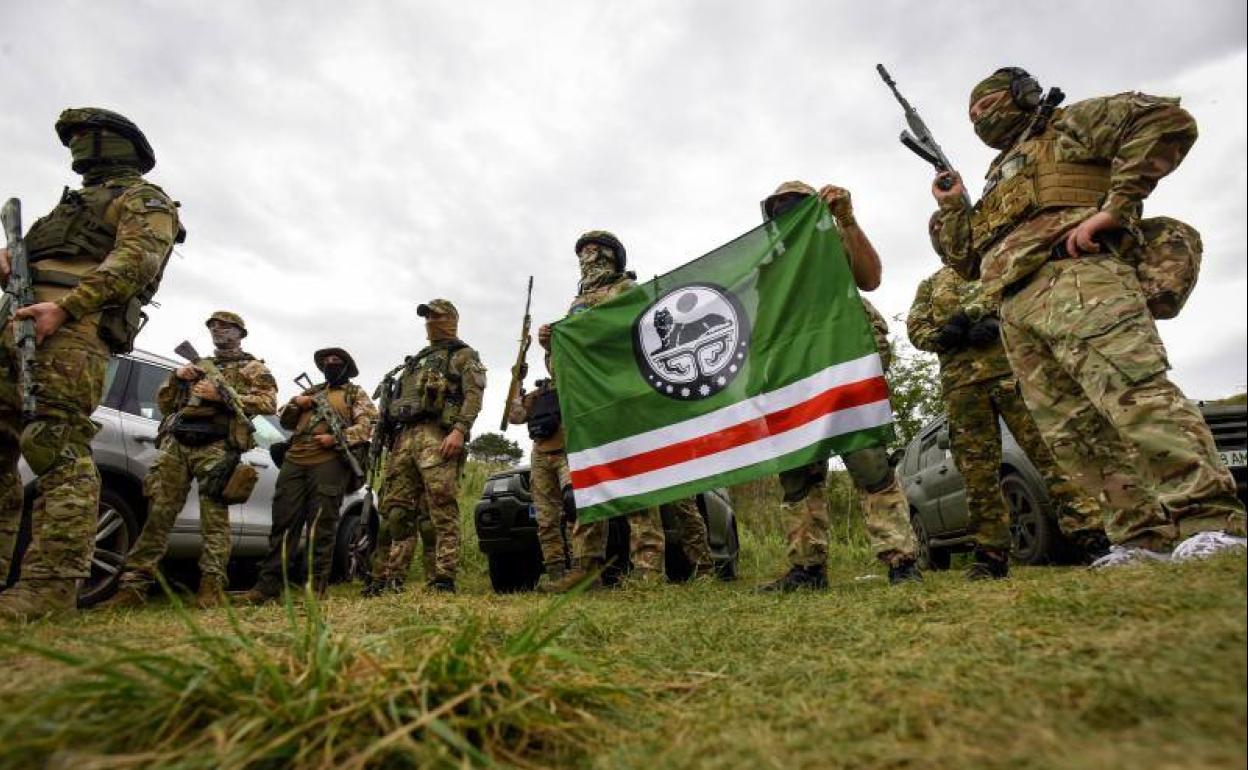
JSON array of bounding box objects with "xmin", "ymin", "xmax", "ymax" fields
[{"xmin": 633, "ymin": 283, "xmax": 750, "ymax": 400}]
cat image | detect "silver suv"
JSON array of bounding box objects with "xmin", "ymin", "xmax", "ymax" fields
[{"xmin": 12, "ymin": 349, "xmax": 368, "ymax": 606}]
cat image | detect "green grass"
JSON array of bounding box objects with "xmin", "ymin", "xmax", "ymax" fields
[{"xmin": 0, "ymin": 466, "xmax": 1244, "ymax": 769}]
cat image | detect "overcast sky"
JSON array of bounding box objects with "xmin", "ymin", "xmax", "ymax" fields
[{"xmin": 3, "ymin": 1, "xmax": 1245, "ymax": 437}]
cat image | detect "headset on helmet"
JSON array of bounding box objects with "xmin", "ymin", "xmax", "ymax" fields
[
  {"xmin": 995, "ymin": 67, "xmax": 1042, "ymax": 111},
  {"xmin": 54, "ymin": 107, "xmax": 156, "ymax": 173}
]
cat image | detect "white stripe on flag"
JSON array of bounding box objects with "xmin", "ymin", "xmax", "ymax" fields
[
  {"xmin": 572, "ymin": 397, "xmax": 893, "ymax": 509},
  {"xmin": 567, "ymin": 353, "xmax": 883, "ymax": 470}
]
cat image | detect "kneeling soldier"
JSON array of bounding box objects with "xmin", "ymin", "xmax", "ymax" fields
[
  {"xmin": 241, "ymin": 348, "xmax": 376, "ymax": 603},
  {"xmin": 102, "ymin": 312, "xmax": 276, "ymax": 609}
]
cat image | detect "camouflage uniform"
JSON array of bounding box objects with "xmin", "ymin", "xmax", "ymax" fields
[
  {"xmin": 561, "ymin": 234, "xmax": 666, "ymax": 578},
  {"xmin": 116, "ymin": 314, "xmax": 277, "ymax": 594},
  {"xmin": 1, "ymin": 108, "xmax": 178, "ymax": 620},
  {"xmin": 937, "ymin": 84, "xmax": 1245, "ymax": 547},
  {"xmin": 507, "ymin": 380, "xmax": 572, "ymax": 578},
  {"xmin": 252, "ymin": 348, "xmax": 376, "ymax": 598},
  {"xmin": 907, "ymin": 265, "xmax": 1103, "ymax": 549},
  {"xmin": 372, "ymin": 300, "xmax": 486, "ymax": 588}
]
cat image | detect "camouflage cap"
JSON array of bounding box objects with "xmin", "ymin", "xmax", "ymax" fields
[
  {"xmin": 969, "ymin": 70, "xmax": 1018, "ymax": 109},
  {"xmin": 54, "ymin": 107, "xmax": 155, "ymax": 173},
  {"xmin": 761, "ymin": 180, "xmax": 817, "ymax": 219},
  {"xmin": 313, "ymin": 347, "xmax": 360, "ymax": 379},
  {"xmin": 928, "ymin": 211, "xmax": 945, "ymax": 257},
  {"xmin": 206, "ymin": 310, "xmax": 247, "ymax": 336},
  {"xmin": 417, "ymin": 299, "xmax": 459, "ymax": 319}
]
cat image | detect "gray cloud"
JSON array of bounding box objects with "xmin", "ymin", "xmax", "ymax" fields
[{"xmin": 3, "ymin": 0, "xmax": 1244, "ymax": 440}]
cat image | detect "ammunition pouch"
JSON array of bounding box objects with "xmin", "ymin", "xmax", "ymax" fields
[
  {"xmin": 201, "ymin": 449, "xmax": 257, "ymax": 505},
  {"xmin": 527, "ymin": 387, "xmax": 562, "ymax": 440},
  {"xmin": 269, "ymin": 439, "xmax": 289, "ymax": 468},
  {"xmin": 1131, "ymin": 216, "xmax": 1202, "ymax": 320},
  {"xmin": 170, "ymin": 417, "xmax": 228, "ymax": 447},
  {"xmin": 97, "ymin": 297, "xmax": 148, "ymax": 354}
]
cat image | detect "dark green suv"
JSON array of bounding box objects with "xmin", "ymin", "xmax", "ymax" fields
[{"xmin": 474, "ymin": 466, "xmax": 740, "ymax": 592}]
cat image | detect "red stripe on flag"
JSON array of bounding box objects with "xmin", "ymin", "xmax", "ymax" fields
[{"xmin": 570, "ymin": 375, "xmax": 890, "ymax": 489}]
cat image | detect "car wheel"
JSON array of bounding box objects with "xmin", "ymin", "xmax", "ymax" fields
[
  {"xmin": 911, "ymin": 512, "xmax": 951, "ymax": 571},
  {"xmin": 1004, "ymin": 473, "xmax": 1056, "ymax": 565},
  {"xmin": 487, "ymin": 549, "xmax": 542, "ymax": 593},
  {"xmin": 78, "ymin": 489, "xmax": 139, "ymax": 608},
  {"xmin": 716, "ymin": 517, "xmax": 740, "ymax": 581},
  {"xmin": 333, "ymin": 511, "xmax": 362, "ymax": 583}
]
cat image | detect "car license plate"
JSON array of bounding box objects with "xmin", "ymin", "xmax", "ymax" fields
[
  {"xmin": 528, "ymin": 505, "xmax": 537, "ymax": 522},
  {"xmin": 1219, "ymin": 449, "xmax": 1247, "ymax": 469}
]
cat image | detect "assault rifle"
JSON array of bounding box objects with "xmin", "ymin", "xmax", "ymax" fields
[
  {"xmin": 294, "ymin": 372, "xmax": 364, "ymax": 479},
  {"xmin": 1, "ymin": 198, "xmax": 37, "ymax": 421},
  {"xmin": 353, "ymin": 366, "xmax": 402, "ymax": 577},
  {"xmin": 876, "ymin": 64, "xmax": 972, "ymax": 209},
  {"xmin": 499, "ymin": 275, "xmax": 534, "ymax": 431},
  {"xmin": 173, "ymin": 340, "xmax": 255, "ymax": 443}
]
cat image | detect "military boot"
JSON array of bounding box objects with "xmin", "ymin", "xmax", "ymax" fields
[
  {"xmin": 538, "ymin": 562, "xmax": 567, "ymax": 591},
  {"xmin": 232, "ymin": 587, "xmax": 279, "ymax": 606},
  {"xmin": 96, "ymin": 580, "xmax": 150, "ymax": 611},
  {"xmin": 429, "ymin": 577, "xmax": 456, "ymax": 593},
  {"xmin": 887, "ymin": 559, "xmax": 923, "ymax": 585},
  {"xmin": 756, "ymin": 564, "xmax": 828, "ymax": 593},
  {"xmin": 965, "ymin": 548, "xmax": 1010, "ymax": 581},
  {"xmin": 0, "ymin": 579, "xmax": 78, "ymax": 622},
  {"xmin": 541, "ymin": 559, "xmax": 601, "ymax": 594},
  {"xmin": 195, "ymin": 574, "xmax": 226, "ymax": 610}
]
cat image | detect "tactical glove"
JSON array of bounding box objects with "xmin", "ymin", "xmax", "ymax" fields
[
  {"xmin": 967, "ymin": 318, "xmax": 1001, "ymax": 347},
  {"xmin": 935, "ymin": 312, "xmax": 971, "ymax": 351}
]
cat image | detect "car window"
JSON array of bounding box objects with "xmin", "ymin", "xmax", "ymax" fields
[
  {"xmin": 121, "ymin": 360, "xmax": 173, "ymax": 421},
  {"xmin": 251, "ymin": 414, "xmax": 287, "ymax": 450},
  {"xmin": 100, "ymin": 357, "xmax": 126, "ymax": 409},
  {"xmin": 919, "ymin": 433, "xmax": 944, "ymax": 468}
]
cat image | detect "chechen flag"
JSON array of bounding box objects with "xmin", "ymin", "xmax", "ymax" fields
[{"xmin": 551, "ymin": 196, "xmax": 894, "ymax": 523}]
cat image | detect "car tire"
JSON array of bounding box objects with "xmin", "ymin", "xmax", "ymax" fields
[
  {"xmin": 487, "ymin": 549, "xmax": 542, "ymax": 593},
  {"xmin": 1004, "ymin": 472, "xmax": 1056, "ymax": 565},
  {"xmin": 716, "ymin": 517, "xmax": 740, "ymax": 581},
  {"xmin": 333, "ymin": 511, "xmax": 362, "ymax": 583},
  {"xmin": 78, "ymin": 489, "xmax": 139, "ymax": 608},
  {"xmin": 911, "ymin": 512, "xmax": 951, "ymax": 571}
]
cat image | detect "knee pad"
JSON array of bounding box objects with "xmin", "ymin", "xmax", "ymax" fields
[
  {"xmin": 779, "ymin": 463, "xmax": 825, "ymax": 503},
  {"xmin": 843, "ymin": 446, "xmax": 893, "ymax": 493},
  {"xmin": 19, "ymin": 420, "xmax": 71, "ymax": 476}
]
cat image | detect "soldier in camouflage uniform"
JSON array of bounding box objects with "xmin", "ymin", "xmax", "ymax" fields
[
  {"xmin": 365, "ymin": 299, "xmax": 486, "ymax": 594},
  {"xmin": 241, "ymin": 348, "xmax": 377, "ymax": 603},
  {"xmin": 538, "ymin": 231, "xmax": 671, "ymax": 589},
  {"xmin": 908, "ymin": 214, "xmax": 1106, "ymax": 579},
  {"xmin": 1, "ymin": 108, "xmax": 180, "ymax": 621},
  {"xmin": 507, "ymin": 356, "xmax": 573, "ymax": 588},
  {"xmin": 934, "ymin": 67, "xmax": 1245, "ymax": 566},
  {"xmin": 756, "ymin": 182, "xmax": 921, "ymax": 591},
  {"xmin": 103, "ymin": 312, "xmax": 278, "ymax": 609}
]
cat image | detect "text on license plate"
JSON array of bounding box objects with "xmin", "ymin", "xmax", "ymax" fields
[{"xmin": 1219, "ymin": 449, "xmax": 1247, "ymax": 469}]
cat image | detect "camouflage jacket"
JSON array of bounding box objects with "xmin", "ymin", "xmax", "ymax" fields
[
  {"xmin": 445, "ymin": 343, "xmax": 487, "ymax": 435},
  {"xmin": 569, "ymin": 272, "xmax": 636, "ymax": 315},
  {"xmin": 936, "ymin": 92, "xmax": 1198, "ymax": 296},
  {"xmin": 860, "ymin": 295, "xmax": 892, "ymax": 373},
  {"xmin": 280, "ymin": 379, "xmax": 376, "ymax": 444},
  {"xmin": 156, "ymin": 351, "xmax": 279, "ymax": 421},
  {"xmin": 29, "ymin": 173, "xmax": 178, "ymax": 349},
  {"xmin": 907, "ymin": 266, "xmax": 1012, "ymax": 393}
]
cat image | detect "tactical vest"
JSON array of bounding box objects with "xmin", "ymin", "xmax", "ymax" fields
[
  {"xmin": 971, "ymin": 125, "xmax": 1112, "ymax": 255},
  {"xmin": 170, "ymin": 354, "xmax": 257, "ymax": 451},
  {"xmin": 387, "ymin": 342, "xmax": 468, "ymax": 429},
  {"xmin": 527, "ymin": 381, "xmax": 562, "ymax": 441},
  {"xmin": 23, "ymin": 181, "xmax": 183, "ymax": 353}
]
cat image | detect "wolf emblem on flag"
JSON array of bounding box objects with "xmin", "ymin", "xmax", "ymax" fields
[{"xmin": 634, "ymin": 284, "xmax": 750, "ymax": 400}]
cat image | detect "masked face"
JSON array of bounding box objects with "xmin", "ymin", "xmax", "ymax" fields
[
  {"xmin": 766, "ymin": 193, "xmax": 809, "ymax": 221},
  {"xmin": 424, "ymin": 314, "xmax": 458, "ymax": 342},
  {"xmin": 578, "ymin": 243, "xmax": 617, "ymax": 287},
  {"xmin": 68, "ymin": 129, "xmax": 141, "ymax": 176},
  {"xmin": 972, "ymin": 93, "xmax": 1030, "ymax": 150},
  {"xmin": 209, "ymin": 323, "xmax": 243, "ymax": 350}
]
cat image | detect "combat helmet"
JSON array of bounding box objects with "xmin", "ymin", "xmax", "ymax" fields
[
  {"xmin": 55, "ymin": 107, "xmax": 155, "ymax": 173},
  {"xmin": 761, "ymin": 180, "xmax": 817, "ymax": 220},
  {"xmin": 575, "ymin": 230, "xmax": 627, "ymax": 272},
  {"xmin": 206, "ymin": 310, "xmax": 247, "ymax": 337}
]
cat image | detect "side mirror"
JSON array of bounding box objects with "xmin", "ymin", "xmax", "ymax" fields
[{"xmin": 936, "ymin": 430, "xmax": 950, "ymax": 450}]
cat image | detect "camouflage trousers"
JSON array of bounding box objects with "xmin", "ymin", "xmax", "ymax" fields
[
  {"xmin": 0, "ymin": 327, "xmax": 107, "ymax": 583},
  {"xmin": 1001, "ymin": 257, "xmax": 1244, "ymax": 547},
  {"xmin": 779, "ymin": 454, "xmax": 916, "ymax": 567},
  {"xmin": 946, "ymin": 375, "xmax": 1103, "ymax": 550},
  {"xmin": 572, "ymin": 507, "xmax": 665, "ymax": 573},
  {"xmin": 255, "ymin": 457, "xmax": 350, "ymax": 595},
  {"xmin": 375, "ymin": 422, "xmax": 463, "ymax": 581},
  {"xmin": 530, "ymin": 448, "xmax": 571, "ymax": 571},
  {"xmin": 124, "ymin": 438, "xmax": 234, "ymax": 585},
  {"xmin": 666, "ymin": 497, "xmax": 712, "ymax": 570}
]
